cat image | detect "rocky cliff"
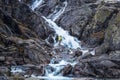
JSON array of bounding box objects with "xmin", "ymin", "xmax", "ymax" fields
[{"xmin": 0, "ymin": 0, "xmax": 120, "ymax": 79}]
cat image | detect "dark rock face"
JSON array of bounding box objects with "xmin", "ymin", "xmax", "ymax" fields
[
  {"xmin": 58, "ymin": 6, "xmax": 92, "ymax": 37},
  {"xmin": 0, "ymin": 0, "xmax": 53, "ymax": 39},
  {"xmin": 82, "ymin": 5, "xmax": 114, "ymax": 47},
  {"xmin": 57, "ymin": 0, "xmax": 93, "ymax": 38},
  {"xmin": 0, "ymin": 0, "xmax": 51, "ymax": 65}
]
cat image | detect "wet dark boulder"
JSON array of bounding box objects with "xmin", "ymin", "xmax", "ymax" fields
[
  {"xmin": 73, "ymin": 62, "xmax": 95, "ymax": 77},
  {"xmin": 62, "ymin": 64, "xmax": 73, "ymax": 76}
]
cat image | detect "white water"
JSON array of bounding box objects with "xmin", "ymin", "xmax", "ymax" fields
[
  {"xmin": 11, "ymin": 0, "xmax": 95, "ymax": 79},
  {"xmin": 42, "ymin": 1, "xmax": 81, "ymax": 49},
  {"xmin": 11, "ymin": 66, "xmax": 25, "ymax": 73},
  {"xmin": 47, "ymin": 1, "xmax": 68, "ymax": 21},
  {"xmin": 43, "ymin": 16, "xmax": 81, "ymax": 49},
  {"xmin": 46, "ymin": 60, "xmax": 77, "ymax": 77},
  {"xmin": 30, "ymin": 0, "xmax": 44, "ymax": 10}
]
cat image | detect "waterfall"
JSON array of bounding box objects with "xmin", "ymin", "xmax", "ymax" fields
[
  {"xmin": 42, "ymin": 16, "xmax": 81, "ymax": 49},
  {"xmin": 30, "ymin": 0, "xmax": 44, "ymax": 10},
  {"xmin": 42, "ymin": 1, "xmax": 81, "ymax": 49},
  {"xmin": 47, "ymin": 1, "xmax": 68, "ymax": 21},
  {"xmin": 10, "ymin": 0, "xmax": 95, "ymax": 79}
]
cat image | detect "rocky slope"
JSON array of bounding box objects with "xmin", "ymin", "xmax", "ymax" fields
[{"xmin": 0, "ymin": 0, "xmax": 120, "ymax": 79}]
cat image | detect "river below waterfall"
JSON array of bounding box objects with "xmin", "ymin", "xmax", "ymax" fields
[{"xmin": 10, "ymin": 0, "xmax": 95, "ymax": 79}]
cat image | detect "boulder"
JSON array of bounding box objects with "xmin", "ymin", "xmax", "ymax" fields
[{"xmin": 62, "ymin": 64, "xmax": 73, "ymax": 76}]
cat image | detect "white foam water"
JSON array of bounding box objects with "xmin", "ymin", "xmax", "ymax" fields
[
  {"xmin": 11, "ymin": 66, "xmax": 25, "ymax": 73},
  {"xmin": 47, "ymin": 1, "xmax": 67, "ymax": 21},
  {"xmin": 42, "ymin": 16, "xmax": 81, "ymax": 49},
  {"xmin": 30, "ymin": 0, "xmax": 44, "ymax": 10},
  {"xmin": 31, "ymin": 60, "xmax": 76, "ymax": 80}
]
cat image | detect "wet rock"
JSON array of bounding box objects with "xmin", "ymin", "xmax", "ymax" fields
[
  {"xmin": 62, "ymin": 64, "xmax": 72, "ymax": 76},
  {"xmin": 45, "ymin": 65, "xmax": 55, "ymax": 73},
  {"xmin": 31, "ymin": 66, "xmax": 45, "ymax": 76},
  {"xmin": 78, "ymin": 52, "xmax": 93, "ymax": 60},
  {"xmin": 73, "ymin": 50, "xmax": 82, "ymax": 57}
]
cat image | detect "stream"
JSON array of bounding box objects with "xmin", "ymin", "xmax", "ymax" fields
[{"xmin": 11, "ymin": 0, "xmax": 95, "ymax": 79}]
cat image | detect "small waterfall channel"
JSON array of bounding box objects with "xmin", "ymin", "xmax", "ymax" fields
[{"xmin": 11, "ymin": 0, "xmax": 95, "ymax": 79}]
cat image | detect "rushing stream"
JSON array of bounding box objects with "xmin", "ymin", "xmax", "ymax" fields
[{"xmin": 11, "ymin": 0, "xmax": 95, "ymax": 79}]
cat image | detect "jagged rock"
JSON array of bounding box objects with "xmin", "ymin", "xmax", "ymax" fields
[
  {"xmin": 62, "ymin": 64, "xmax": 72, "ymax": 76},
  {"xmin": 73, "ymin": 50, "xmax": 82, "ymax": 57}
]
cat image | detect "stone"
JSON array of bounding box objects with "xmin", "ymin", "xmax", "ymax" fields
[
  {"xmin": 79, "ymin": 52, "xmax": 93, "ymax": 59},
  {"xmin": 62, "ymin": 64, "xmax": 73, "ymax": 76},
  {"xmin": 73, "ymin": 50, "xmax": 82, "ymax": 57},
  {"xmin": 0, "ymin": 56, "xmax": 5, "ymax": 61},
  {"xmin": 100, "ymin": 60, "xmax": 118, "ymax": 68}
]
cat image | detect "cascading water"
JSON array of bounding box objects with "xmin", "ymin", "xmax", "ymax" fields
[
  {"xmin": 32, "ymin": 0, "xmax": 80, "ymax": 79},
  {"xmin": 11, "ymin": 0, "xmax": 95, "ymax": 79},
  {"xmin": 30, "ymin": 0, "xmax": 44, "ymax": 10},
  {"xmin": 42, "ymin": 16, "xmax": 81, "ymax": 49},
  {"xmin": 47, "ymin": 1, "xmax": 68, "ymax": 21}
]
